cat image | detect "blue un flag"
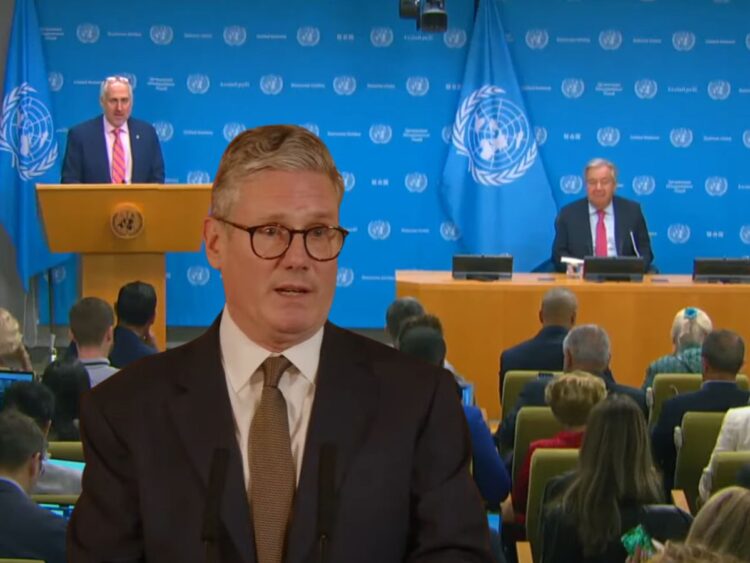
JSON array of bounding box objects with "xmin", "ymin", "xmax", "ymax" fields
[
  {"xmin": 440, "ymin": 0, "xmax": 557, "ymax": 271},
  {"xmin": 0, "ymin": 0, "xmax": 67, "ymax": 290}
]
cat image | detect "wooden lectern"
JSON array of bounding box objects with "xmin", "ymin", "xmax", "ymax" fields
[{"xmin": 36, "ymin": 184, "xmax": 212, "ymax": 350}]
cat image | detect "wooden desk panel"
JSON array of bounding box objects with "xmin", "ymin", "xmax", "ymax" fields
[{"xmin": 396, "ymin": 272, "xmax": 750, "ymax": 420}]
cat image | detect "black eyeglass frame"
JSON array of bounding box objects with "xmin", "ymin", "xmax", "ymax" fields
[{"xmin": 214, "ymin": 217, "xmax": 349, "ymax": 262}]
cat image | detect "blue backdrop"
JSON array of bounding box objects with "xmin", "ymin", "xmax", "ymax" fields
[{"xmin": 31, "ymin": 0, "xmax": 750, "ymax": 328}]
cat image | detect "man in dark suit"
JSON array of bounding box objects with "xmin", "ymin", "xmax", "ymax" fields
[
  {"xmin": 498, "ymin": 324, "xmax": 646, "ymax": 454},
  {"xmin": 61, "ymin": 75, "xmax": 164, "ymax": 184},
  {"xmin": 551, "ymin": 158, "xmax": 653, "ymax": 272},
  {"xmin": 68, "ymin": 126, "xmax": 492, "ymax": 562},
  {"xmin": 498, "ymin": 287, "xmax": 577, "ymax": 392},
  {"xmin": 0, "ymin": 410, "xmax": 67, "ymax": 563},
  {"xmin": 110, "ymin": 281, "xmax": 159, "ymax": 368},
  {"xmin": 652, "ymin": 329, "xmax": 749, "ymax": 493}
]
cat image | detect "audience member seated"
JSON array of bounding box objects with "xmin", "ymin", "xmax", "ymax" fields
[
  {"xmin": 498, "ymin": 324, "xmax": 647, "ymax": 454},
  {"xmin": 699, "ymin": 404, "xmax": 750, "ymax": 502},
  {"xmin": 686, "ymin": 486, "xmax": 750, "ymax": 561},
  {"xmin": 398, "ymin": 322, "xmax": 510, "ymax": 509},
  {"xmin": 0, "ymin": 307, "xmax": 33, "ymax": 372},
  {"xmin": 41, "ymin": 360, "xmax": 91, "ymax": 441},
  {"xmin": 110, "ymin": 280, "xmax": 159, "ymax": 368},
  {"xmin": 2, "ymin": 381, "xmax": 82, "ymax": 495},
  {"xmin": 652, "ymin": 330, "xmax": 748, "ymax": 494},
  {"xmin": 0, "ymin": 410, "xmax": 67, "ymax": 563},
  {"xmin": 70, "ymin": 296, "xmax": 118, "ymax": 386},
  {"xmin": 540, "ymin": 395, "xmax": 691, "ymax": 563},
  {"xmin": 642, "ymin": 307, "xmax": 712, "ymax": 390},
  {"xmin": 498, "ymin": 288, "xmax": 577, "ymax": 392},
  {"xmin": 384, "ymin": 296, "xmax": 425, "ymax": 347},
  {"xmin": 502, "ymin": 373, "xmax": 606, "ymax": 528}
]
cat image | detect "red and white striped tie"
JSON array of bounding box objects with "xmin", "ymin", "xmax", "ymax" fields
[{"xmin": 111, "ymin": 128, "xmax": 126, "ymax": 184}]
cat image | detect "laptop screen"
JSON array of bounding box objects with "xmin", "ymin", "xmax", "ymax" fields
[
  {"xmin": 461, "ymin": 383, "xmax": 475, "ymax": 407},
  {"xmin": 0, "ymin": 371, "xmax": 34, "ymax": 409},
  {"xmin": 38, "ymin": 502, "xmax": 76, "ymax": 520},
  {"xmin": 46, "ymin": 458, "xmax": 85, "ymax": 473}
]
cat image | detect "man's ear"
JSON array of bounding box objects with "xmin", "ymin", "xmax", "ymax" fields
[{"xmin": 204, "ymin": 217, "xmax": 226, "ymax": 270}]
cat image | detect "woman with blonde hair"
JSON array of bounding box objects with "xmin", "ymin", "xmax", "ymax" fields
[
  {"xmin": 642, "ymin": 307, "xmax": 712, "ymax": 390},
  {"xmin": 0, "ymin": 307, "xmax": 32, "ymax": 372},
  {"xmin": 686, "ymin": 486, "xmax": 750, "ymax": 561}
]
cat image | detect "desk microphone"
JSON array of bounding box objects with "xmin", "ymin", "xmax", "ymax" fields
[{"xmin": 202, "ymin": 448, "xmax": 229, "ymax": 563}]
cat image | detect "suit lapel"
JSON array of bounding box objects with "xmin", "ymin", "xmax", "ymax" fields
[
  {"xmin": 95, "ymin": 117, "xmax": 112, "ymax": 182},
  {"xmin": 577, "ymin": 199, "xmax": 594, "ymax": 255},
  {"xmin": 166, "ymin": 318, "xmax": 255, "ymax": 562},
  {"xmin": 128, "ymin": 119, "xmax": 142, "ymax": 182},
  {"xmin": 613, "ymin": 197, "xmax": 626, "ymax": 255},
  {"xmin": 285, "ymin": 323, "xmax": 379, "ymax": 563}
]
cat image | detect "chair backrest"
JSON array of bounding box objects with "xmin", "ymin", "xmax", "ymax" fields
[
  {"xmin": 674, "ymin": 411, "xmax": 726, "ymax": 509},
  {"xmin": 503, "ymin": 371, "xmax": 561, "ymax": 419},
  {"xmin": 712, "ymin": 451, "xmax": 750, "ymax": 493},
  {"xmin": 649, "ymin": 374, "xmax": 703, "ymax": 426},
  {"xmin": 513, "ymin": 407, "xmax": 564, "ymax": 483},
  {"xmin": 526, "ymin": 448, "xmax": 579, "ymax": 561},
  {"xmin": 737, "ymin": 374, "xmax": 749, "ymax": 390},
  {"xmin": 47, "ymin": 441, "xmax": 84, "ymax": 461}
]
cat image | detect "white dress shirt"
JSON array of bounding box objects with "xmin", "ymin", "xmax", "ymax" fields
[
  {"xmin": 588, "ymin": 201, "xmax": 616, "ymax": 256},
  {"xmin": 219, "ymin": 307, "xmax": 321, "ymax": 490},
  {"xmin": 102, "ymin": 117, "xmax": 132, "ymax": 183},
  {"xmin": 699, "ymin": 405, "xmax": 750, "ymax": 501}
]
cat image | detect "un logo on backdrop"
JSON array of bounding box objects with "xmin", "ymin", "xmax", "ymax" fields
[
  {"xmin": 300, "ymin": 123, "xmax": 319, "ymax": 136},
  {"xmin": 48, "ymin": 72, "xmax": 64, "ymax": 92},
  {"xmin": 560, "ymin": 175, "xmax": 583, "ymax": 194},
  {"xmin": 297, "ymin": 26, "xmax": 321, "ymax": 47},
  {"xmin": 223, "ymin": 26, "xmax": 247, "ymax": 47},
  {"xmin": 441, "ymin": 125, "xmax": 452, "ymax": 144},
  {"xmin": 150, "ymin": 25, "xmax": 174, "ymax": 46},
  {"xmin": 525, "ymin": 29, "xmax": 549, "ymax": 50},
  {"xmin": 368, "ymin": 220, "xmax": 391, "ymax": 240},
  {"xmin": 743, "ymin": 130, "xmax": 750, "ymax": 149},
  {"xmin": 333, "ymin": 76, "xmax": 357, "ymax": 96},
  {"xmin": 740, "ymin": 225, "xmax": 750, "ymax": 245},
  {"xmin": 336, "ymin": 267, "xmax": 355, "ymax": 288},
  {"xmin": 561, "ymin": 79, "xmax": 585, "ymax": 99},
  {"xmin": 404, "ymin": 173, "xmax": 428, "ymax": 193},
  {"xmin": 369, "ymin": 124, "xmax": 393, "ymax": 144},
  {"xmin": 444, "ymin": 29, "xmax": 467, "ymax": 49},
  {"xmin": 535, "ymin": 126, "xmax": 548, "ymax": 146},
  {"xmin": 341, "ymin": 172, "xmax": 356, "ymax": 192},
  {"xmin": 670, "ymin": 128, "xmax": 693, "ymax": 148},
  {"xmin": 597, "ymin": 127, "xmax": 621, "ymax": 147},
  {"xmin": 260, "ymin": 75, "xmax": 284, "ymax": 95},
  {"xmin": 223, "ymin": 122, "xmax": 246, "ymax": 142},
  {"xmin": 705, "ymin": 176, "xmax": 729, "ymax": 197},
  {"xmin": 672, "ymin": 31, "xmax": 696, "ymax": 51},
  {"xmin": 370, "ymin": 27, "xmax": 394, "ymax": 48},
  {"xmin": 187, "ymin": 74, "xmax": 210, "ymax": 94},
  {"xmin": 632, "ymin": 176, "xmax": 656, "ymax": 196},
  {"xmin": 406, "ymin": 77, "xmax": 430, "ymax": 97},
  {"xmin": 153, "ymin": 121, "xmax": 174, "ymax": 142},
  {"xmin": 634, "ymin": 79, "xmax": 658, "ymax": 99},
  {"xmin": 707, "ymin": 80, "xmax": 731, "ymax": 101},
  {"xmin": 76, "ymin": 23, "xmax": 100, "ymax": 44},
  {"xmin": 668, "ymin": 224, "xmax": 691, "ymax": 244},
  {"xmin": 440, "ymin": 222, "xmax": 461, "ymax": 241},
  {"xmin": 452, "ymin": 85, "xmax": 536, "ymax": 186},
  {"xmin": 0, "ymin": 83, "xmax": 58, "ymax": 181},
  {"xmin": 598, "ymin": 30, "xmax": 623, "ymax": 50},
  {"xmin": 186, "ymin": 266, "xmax": 210, "ymax": 287},
  {"xmin": 746, "ymin": 34, "xmax": 750, "ymax": 51},
  {"xmin": 187, "ymin": 171, "xmax": 210, "ymax": 184},
  {"xmin": 116, "ymin": 72, "xmax": 137, "ymax": 90}
]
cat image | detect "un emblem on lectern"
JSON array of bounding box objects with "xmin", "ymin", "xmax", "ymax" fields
[{"xmin": 111, "ymin": 203, "xmax": 144, "ymax": 239}]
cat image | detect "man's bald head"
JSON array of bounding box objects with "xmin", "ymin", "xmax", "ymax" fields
[{"xmin": 540, "ymin": 288, "xmax": 577, "ymax": 328}]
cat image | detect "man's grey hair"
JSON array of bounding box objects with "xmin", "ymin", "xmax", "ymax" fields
[
  {"xmin": 584, "ymin": 158, "xmax": 617, "ymax": 182},
  {"xmin": 563, "ymin": 324, "xmax": 611, "ymax": 372},
  {"xmin": 99, "ymin": 75, "xmax": 133, "ymax": 102}
]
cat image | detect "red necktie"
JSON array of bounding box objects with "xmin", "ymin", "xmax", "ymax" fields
[
  {"xmin": 595, "ymin": 209, "xmax": 608, "ymax": 257},
  {"xmin": 111, "ymin": 128, "xmax": 126, "ymax": 184}
]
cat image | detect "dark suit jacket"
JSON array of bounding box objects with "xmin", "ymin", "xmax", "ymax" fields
[
  {"xmin": 61, "ymin": 116, "xmax": 165, "ymax": 184},
  {"xmin": 110, "ymin": 325, "xmax": 158, "ymax": 368},
  {"xmin": 651, "ymin": 381, "xmax": 750, "ymax": 492},
  {"xmin": 551, "ymin": 196, "xmax": 653, "ymax": 272},
  {"xmin": 68, "ymin": 319, "xmax": 493, "ymax": 562},
  {"xmin": 499, "ymin": 325, "xmax": 568, "ymax": 393},
  {"xmin": 0, "ymin": 479, "xmax": 67, "ymax": 563},
  {"xmin": 498, "ymin": 371, "xmax": 646, "ymax": 453}
]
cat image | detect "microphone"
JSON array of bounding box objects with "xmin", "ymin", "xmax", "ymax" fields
[
  {"xmin": 202, "ymin": 448, "xmax": 229, "ymax": 563},
  {"xmin": 317, "ymin": 444, "xmax": 337, "ymax": 563},
  {"xmin": 629, "ymin": 230, "xmax": 641, "ymax": 258}
]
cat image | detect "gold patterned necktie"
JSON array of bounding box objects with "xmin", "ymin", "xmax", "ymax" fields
[{"xmin": 249, "ymin": 355, "xmax": 295, "ymax": 563}]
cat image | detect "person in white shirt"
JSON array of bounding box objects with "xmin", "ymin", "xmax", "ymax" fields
[{"xmin": 699, "ymin": 404, "xmax": 750, "ymax": 502}]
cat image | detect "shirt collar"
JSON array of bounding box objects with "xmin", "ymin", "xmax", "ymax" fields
[
  {"xmin": 102, "ymin": 115, "xmax": 129, "ymax": 134},
  {"xmin": 219, "ymin": 306, "xmax": 323, "ymax": 393},
  {"xmin": 588, "ymin": 200, "xmax": 614, "ymax": 216},
  {"xmin": 79, "ymin": 357, "xmax": 111, "ymax": 366}
]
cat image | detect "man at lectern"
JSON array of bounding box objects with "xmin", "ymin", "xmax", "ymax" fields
[
  {"xmin": 61, "ymin": 75, "xmax": 164, "ymax": 184},
  {"xmin": 551, "ymin": 158, "xmax": 653, "ymax": 272}
]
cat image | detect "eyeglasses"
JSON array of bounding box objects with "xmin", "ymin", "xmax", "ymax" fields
[
  {"xmin": 215, "ymin": 218, "xmax": 348, "ymax": 262},
  {"xmin": 104, "ymin": 75, "xmax": 130, "ymax": 84},
  {"xmin": 586, "ymin": 178, "xmax": 615, "ymax": 188}
]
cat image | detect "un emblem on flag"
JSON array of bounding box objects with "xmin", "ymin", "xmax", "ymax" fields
[
  {"xmin": 48, "ymin": 72, "xmax": 64, "ymax": 92},
  {"xmin": 452, "ymin": 85, "xmax": 536, "ymax": 186},
  {"xmin": 0, "ymin": 83, "xmax": 58, "ymax": 181}
]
